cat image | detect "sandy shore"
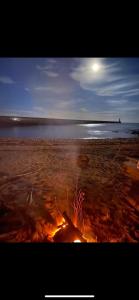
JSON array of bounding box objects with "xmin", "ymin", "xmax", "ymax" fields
[{"xmin": 0, "ymin": 137, "xmax": 139, "ymax": 242}]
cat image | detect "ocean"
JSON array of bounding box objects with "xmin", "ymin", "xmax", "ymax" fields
[{"xmin": 0, "ymin": 123, "xmax": 139, "ymax": 139}]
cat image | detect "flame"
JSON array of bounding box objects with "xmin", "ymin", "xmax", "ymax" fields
[
  {"xmin": 58, "ymin": 217, "xmax": 65, "ymax": 226},
  {"xmin": 74, "ymin": 239, "xmax": 81, "ymax": 243},
  {"xmin": 49, "ymin": 217, "xmax": 67, "ymax": 239},
  {"xmin": 51, "ymin": 227, "xmax": 61, "ymax": 237},
  {"xmin": 62, "ymin": 224, "xmax": 67, "ymax": 228}
]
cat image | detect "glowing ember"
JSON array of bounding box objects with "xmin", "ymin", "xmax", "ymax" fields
[
  {"xmin": 74, "ymin": 239, "xmax": 81, "ymax": 243},
  {"xmin": 62, "ymin": 224, "xmax": 67, "ymax": 228}
]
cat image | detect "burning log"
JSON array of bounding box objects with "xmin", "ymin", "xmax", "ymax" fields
[
  {"xmin": 62, "ymin": 211, "xmax": 86, "ymax": 242},
  {"xmin": 53, "ymin": 211, "xmax": 87, "ymax": 242}
]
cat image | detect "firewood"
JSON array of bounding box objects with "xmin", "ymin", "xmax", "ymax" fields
[{"xmin": 62, "ymin": 211, "xmax": 87, "ymax": 242}]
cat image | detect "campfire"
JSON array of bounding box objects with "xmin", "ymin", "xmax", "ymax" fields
[
  {"xmin": 51, "ymin": 212, "xmax": 87, "ymax": 243},
  {"xmin": 46, "ymin": 188, "xmax": 87, "ymax": 242},
  {"xmin": 0, "ymin": 187, "xmax": 89, "ymax": 243}
]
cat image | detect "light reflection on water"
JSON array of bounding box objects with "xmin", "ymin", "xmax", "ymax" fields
[
  {"xmin": 77, "ymin": 123, "xmax": 102, "ymax": 127},
  {"xmin": 88, "ymin": 130, "xmax": 110, "ymax": 134},
  {"xmin": 82, "ymin": 137, "xmax": 100, "ymax": 139}
]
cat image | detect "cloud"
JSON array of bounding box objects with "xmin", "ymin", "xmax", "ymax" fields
[
  {"xmin": 32, "ymin": 96, "xmax": 85, "ymax": 119},
  {"xmin": 36, "ymin": 64, "xmax": 52, "ymax": 71},
  {"xmin": 0, "ymin": 108, "xmax": 38, "ymax": 117},
  {"xmin": 34, "ymin": 97, "xmax": 78, "ymax": 111},
  {"xmin": 124, "ymin": 89, "xmax": 139, "ymax": 97},
  {"xmin": 70, "ymin": 58, "xmax": 139, "ymax": 98},
  {"xmin": 91, "ymin": 82, "xmax": 139, "ymax": 97},
  {"xmin": 106, "ymin": 99, "xmax": 128, "ymax": 106},
  {"xmin": 36, "ymin": 61, "xmax": 59, "ymax": 77},
  {"xmin": 47, "ymin": 59, "xmax": 56, "ymax": 63},
  {"xmin": 33, "ymin": 106, "xmax": 44, "ymax": 111},
  {"xmin": 34, "ymin": 86, "xmax": 52, "ymax": 91},
  {"xmin": 0, "ymin": 76, "xmax": 15, "ymax": 84},
  {"xmin": 36, "ymin": 59, "xmax": 56, "ymax": 72},
  {"xmin": 70, "ymin": 58, "xmax": 117, "ymax": 85},
  {"xmin": 36, "ymin": 108, "xmax": 119, "ymax": 121},
  {"xmin": 80, "ymin": 107, "xmax": 88, "ymax": 112},
  {"xmin": 25, "ymin": 87, "xmax": 30, "ymax": 92},
  {"xmin": 43, "ymin": 71, "xmax": 59, "ymax": 77},
  {"xmin": 34, "ymin": 85, "xmax": 71, "ymax": 95},
  {"xmin": 57, "ymin": 100, "xmax": 73, "ymax": 109}
]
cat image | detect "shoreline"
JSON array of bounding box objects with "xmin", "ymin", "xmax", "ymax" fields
[{"xmin": 0, "ymin": 136, "xmax": 139, "ymax": 143}]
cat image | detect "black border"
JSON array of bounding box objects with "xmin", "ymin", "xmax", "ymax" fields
[
  {"xmin": 0, "ymin": 37, "xmax": 139, "ymax": 300},
  {"xmin": 0, "ymin": 243, "xmax": 139, "ymax": 299},
  {"xmin": 0, "ymin": 30, "xmax": 139, "ymax": 57}
]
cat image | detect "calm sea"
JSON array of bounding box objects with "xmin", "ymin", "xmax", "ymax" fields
[{"xmin": 0, "ymin": 123, "xmax": 139, "ymax": 139}]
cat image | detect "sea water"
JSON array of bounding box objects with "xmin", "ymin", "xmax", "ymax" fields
[{"xmin": 0, "ymin": 123, "xmax": 139, "ymax": 139}]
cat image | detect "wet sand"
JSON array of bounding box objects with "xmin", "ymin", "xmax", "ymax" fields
[{"xmin": 0, "ymin": 137, "xmax": 139, "ymax": 242}]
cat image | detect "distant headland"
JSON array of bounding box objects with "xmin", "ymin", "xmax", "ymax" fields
[{"xmin": 0, "ymin": 115, "xmax": 121, "ymax": 126}]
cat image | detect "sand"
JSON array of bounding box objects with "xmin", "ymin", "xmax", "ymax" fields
[{"xmin": 0, "ymin": 137, "xmax": 139, "ymax": 242}]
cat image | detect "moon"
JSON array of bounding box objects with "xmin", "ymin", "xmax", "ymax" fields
[{"xmin": 91, "ymin": 63, "xmax": 100, "ymax": 72}]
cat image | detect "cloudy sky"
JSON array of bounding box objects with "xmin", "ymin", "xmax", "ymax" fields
[{"xmin": 0, "ymin": 57, "xmax": 139, "ymax": 122}]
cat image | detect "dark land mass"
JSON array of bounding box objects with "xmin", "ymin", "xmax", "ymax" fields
[{"xmin": 0, "ymin": 115, "xmax": 121, "ymax": 127}]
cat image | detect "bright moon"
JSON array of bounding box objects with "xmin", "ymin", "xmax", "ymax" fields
[{"xmin": 91, "ymin": 63, "xmax": 100, "ymax": 72}]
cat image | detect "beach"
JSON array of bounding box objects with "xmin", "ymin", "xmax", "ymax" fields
[{"xmin": 0, "ymin": 137, "xmax": 139, "ymax": 242}]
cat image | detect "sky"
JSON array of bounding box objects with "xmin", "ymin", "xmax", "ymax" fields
[{"xmin": 0, "ymin": 57, "xmax": 139, "ymax": 122}]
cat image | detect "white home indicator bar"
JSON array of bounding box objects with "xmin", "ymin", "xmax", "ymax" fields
[{"xmin": 45, "ymin": 295, "xmax": 95, "ymax": 298}]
